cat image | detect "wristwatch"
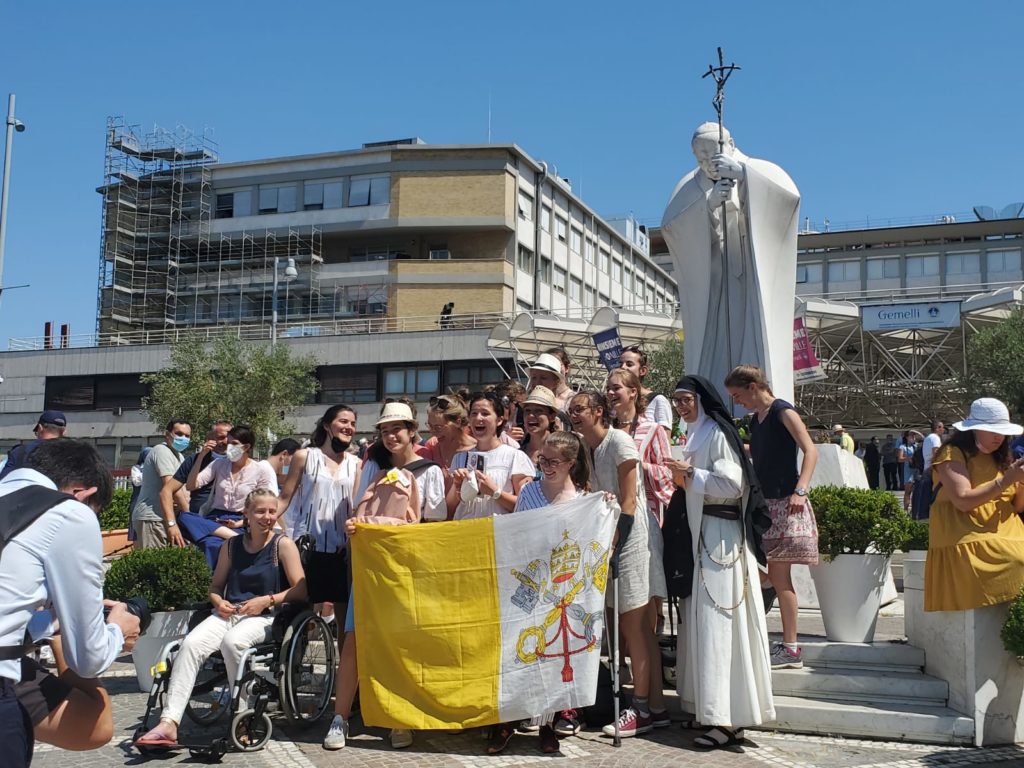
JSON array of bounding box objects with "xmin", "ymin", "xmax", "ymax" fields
[
  {"xmin": 491, "ymin": 488, "xmax": 503, "ymax": 500},
  {"xmin": 685, "ymin": 466, "xmax": 695, "ymax": 479},
  {"xmin": 166, "ymin": 519, "xmax": 178, "ymax": 527},
  {"xmin": 794, "ymin": 487, "xmax": 808, "ymax": 497}
]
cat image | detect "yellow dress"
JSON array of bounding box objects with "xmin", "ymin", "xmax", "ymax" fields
[{"xmin": 925, "ymin": 444, "xmax": 1024, "ymax": 611}]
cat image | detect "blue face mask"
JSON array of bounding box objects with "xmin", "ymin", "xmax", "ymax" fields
[
  {"xmin": 281, "ymin": 463, "xmax": 290, "ymax": 475},
  {"xmin": 171, "ymin": 435, "xmax": 191, "ymax": 452}
]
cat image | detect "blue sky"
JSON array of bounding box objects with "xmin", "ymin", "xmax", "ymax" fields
[{"xmin": 1, "ymin": 1, "xmax": 1022, "ymax": 343}]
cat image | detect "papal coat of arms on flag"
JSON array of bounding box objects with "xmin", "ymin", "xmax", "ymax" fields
[{"xmin": 351, "ymin": 493, "xmax": 616, "ymax": 729}]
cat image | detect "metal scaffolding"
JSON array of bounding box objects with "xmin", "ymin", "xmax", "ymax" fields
[
  {"xmin": 96, "ymin": 118, "xmax": 323, "ymax": 340},
  {"xmin": 795, "ymin": 288, "xmax": 1024, "ymax": 429}
]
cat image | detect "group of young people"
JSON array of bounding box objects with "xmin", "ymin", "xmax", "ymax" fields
[{"xmin": 134, "ymin": 345, "xmax": 821, "ymax": 755}]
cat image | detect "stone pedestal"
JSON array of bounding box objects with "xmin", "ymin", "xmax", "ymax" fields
[{"xmin": 905, "ymin": 550, "xmax": 1024, "ymax": 745}]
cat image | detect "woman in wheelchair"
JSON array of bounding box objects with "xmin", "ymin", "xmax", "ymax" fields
[{"xmin": 135, "ymin": 488, "xmax": 306, "ymax": 747}]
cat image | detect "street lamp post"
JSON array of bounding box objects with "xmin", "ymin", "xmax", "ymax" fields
[
  {"xmin": 0, "ymin": 93, "xmax": 27, "ymax": 298},
  {"xmin": 271, "ymin": 256, "xmax": 298, "ymax": 347}
]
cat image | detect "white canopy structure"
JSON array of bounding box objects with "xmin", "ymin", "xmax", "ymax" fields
[
  {"xmin": 487, "ymin": 306, "xmax": 680, "ymax": 390},
  {"xmin": 796, "ymin": 287, "xmax": 1024, "ymax": 429}
]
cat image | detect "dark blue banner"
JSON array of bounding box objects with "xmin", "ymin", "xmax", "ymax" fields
[{"xmin": 592, "ymin": 327, "xmax": 623, "ymax": 371}]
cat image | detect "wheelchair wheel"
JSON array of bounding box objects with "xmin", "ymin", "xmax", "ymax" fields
[
  {"xmin": 230, "ymin": 709, "xmax": 272, "ymax": 752},
  {"xmin": 184, "ymin": 658, "xmax": 230, "ymax": 726},
  {"xmin": 280, "ymin": 612, "xmax": 336, "ymax": 722}
]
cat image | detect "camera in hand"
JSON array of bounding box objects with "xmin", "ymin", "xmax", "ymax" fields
[{"xmin": 104, "ymin": 596, "xmax": 153, "ymax": 635}]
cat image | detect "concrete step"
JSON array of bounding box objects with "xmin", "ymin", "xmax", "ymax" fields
[
  {"xmin": 766, "ymin": 695, "xmax": 974, "ymax": 745},
  {"xmin": 771, "ymin": 667, "xmax": 948, "ymax": 707},
  {"xmin": 797, "ymin": 640, "xmax": 924, "ymax": 673}
]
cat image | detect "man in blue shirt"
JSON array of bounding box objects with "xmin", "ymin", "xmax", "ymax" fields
[
  {"xmin": 0, "ymin": 440, "xmax": 140, "ymax": 766},
  {"xmin": 168, "ymin": 420, "xmax": 232, "ymax": 514},
  {"xmin": 0, "ymin": 411, "xmax": 67, "ymax": 481}
]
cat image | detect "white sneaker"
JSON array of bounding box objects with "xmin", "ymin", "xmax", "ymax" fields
[
  {"xmin": 323, "ymin": 715, "xmax": 349, "ymax": 750},
  {"xmin": 390, "ymin": 728, "xmax": 413, "ymax": 749}
]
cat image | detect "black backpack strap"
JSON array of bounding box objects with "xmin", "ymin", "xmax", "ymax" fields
[
  {"xmin": 402, "ymin": 459, "xmax": 438, "ymax": 476},
  {"xmin": 0, "ymin": 485, "xmax": 74, "ymax": 660}
]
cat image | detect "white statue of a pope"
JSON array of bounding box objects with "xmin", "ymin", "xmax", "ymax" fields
[{"xmin": 661, "ymin": 122, "xmax": 800, "ymax": 407}]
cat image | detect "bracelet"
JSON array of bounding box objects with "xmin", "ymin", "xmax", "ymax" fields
[{"xmin": 269, "ymin": 594, "xmax": 276, "ymax": 607}]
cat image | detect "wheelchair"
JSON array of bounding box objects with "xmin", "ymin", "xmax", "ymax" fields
[{"xmin": 132, "ymin": 602, "xmax": 337, "ymax": 760}]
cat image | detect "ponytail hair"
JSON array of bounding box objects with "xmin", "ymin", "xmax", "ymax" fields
[
  {"xmin": 724, "ymin": 364, "xmax": 773, "ymax": 395},
  {"xmin": 544, "ymin": 431, "xmax": 592, "ymax": 492}
]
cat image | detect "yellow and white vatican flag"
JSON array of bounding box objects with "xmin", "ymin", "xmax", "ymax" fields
[{"xmin": 351, "ymin": 492, "xmax": 615, "ymax": 729}]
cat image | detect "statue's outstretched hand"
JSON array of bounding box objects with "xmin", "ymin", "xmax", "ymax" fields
[
  {"xmin": 712, "ymin": 153, "xmax": 743, "ymax": 180},
  {"xmin": 709, "ymin": 178, "xmax": 736, "ymax": 206}
]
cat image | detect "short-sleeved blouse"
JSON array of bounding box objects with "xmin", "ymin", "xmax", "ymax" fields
[
  {"xmin": 924, "ymin": 443, "xmax": 1024, "ymax": 611},
  {"xmin": 195, "ymin": 458, "xmax": 276, "ymax": 513},
  {"xmin": 452, "ymin": 444, "xmax": 535, "ymax": 520}
]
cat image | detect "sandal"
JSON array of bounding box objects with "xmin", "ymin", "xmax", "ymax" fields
[
  {"xmin": 538, "ymin": 725, "xmax": 560, "ymax": 754},
  {"xmin": 486, "ymin": 722, "xmax": 515, "ymax": 755},
  {"xmin": 694, "ymin": 726, "xmax": 744, "ymax": 749},
  {"xmin": 134, "ymin": 725, "xmax": 178, "ymax": 747}
]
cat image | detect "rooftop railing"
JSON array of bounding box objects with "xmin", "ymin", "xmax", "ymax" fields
[{"xmin": 6, "ymin": 302, "xmax": 679, "ymax": 352}]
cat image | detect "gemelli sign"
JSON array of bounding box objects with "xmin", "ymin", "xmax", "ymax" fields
[{"xmin": 861, "ymin": 301, "xmax": 961, "ymax": 331}]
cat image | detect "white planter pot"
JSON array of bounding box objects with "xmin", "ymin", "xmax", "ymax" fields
[
  {"xmin": 132, "ymin": 609, "xmax": 191, "ymax": 692},
  {"xmin": 809, "ymin": 553, "xmax": 890, "ymax": 643}
]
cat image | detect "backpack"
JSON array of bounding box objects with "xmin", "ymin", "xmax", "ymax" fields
[
  {"xmin": 355, "ymin": 466, "xmax": 421, "ymax": 522},
  {"xmin": 0, "ymin": 485, "xmax": 74, "ymax": 661},
  {"xmin": 910, "ymin": 443, "xmax": 924, "ymax": 472}
]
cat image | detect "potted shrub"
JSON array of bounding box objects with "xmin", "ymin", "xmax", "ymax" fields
[
  {"xmin": 99, "ymin": 487, "xmax": 132, "ymax": 557},
  {"xmin": 104, "ymin": 546, "xmax": 211, "ymax": 690},
  {"xmin": 1001, "ymin": 588, "xmax": 1024, "ymax": 666},
  {"xmin": 807, "ymin": 485, "xmax": 912, "ymax": 643}
]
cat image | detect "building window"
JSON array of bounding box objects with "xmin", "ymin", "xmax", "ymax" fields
[
  {"xmin": 906, "ymin": 255, "xmax": 940, "ymax": 278},
  {"xmin": 584, "ymin": 239, "xmax": 595, "ymax": 264},
  {"xmin": 599, "ymin": 292, "xmax": 610, "ymax": 307},
  {"xmin": 444, "ymin": 359, "xmax": 509, "ymax": 388},
  {"xmin": 428, "ymin": 245, "xmax": 451, "ymax": 260},
  {"xmin": 383, "ymin": 365, "xmax": 439, "ymax": 398},
  {"xmin": 946, "ymin": 252, "xmax": 980, "ymax": 275},
  {"xmin": 612, "ymin": 258, "xmax": 623, "ymax": 283},
  {"xmin": 259, "ymin": 185, "xmax": 279, "ymax": 214},
  {"xmin": 517, "ymin": 298, "xmax": 533, "ymax": 311},
  {"xmin": 518, "ymin": 191, "xmax": 534, "ymax": 220},
  {"xmin": 540, "ymin": 256, "xmax": 552, "ymax": 284},
  {"xmin": 866, "ymin": 257, "xmax": 900, "ymax": 280},
  {"xmin": 45, "ymin": 374, "xmax": 149, "ymax": 412},
  {"xmin": 232, "ymin": 190, "xmax": 252, "ymax": 217},
  {"xmin": 553, "ymin": 265, "xmax": 567, "ymax": 294},
  {"xmin": 988, "ymin": 248, "xmax": 1022, "ymax": 279},
  {"xmin": 349, "ymin": 175, "xmax": 389, "ymax": 207},
  {"xmin": 541, "ymin": 206, "xmax": 551, "ymax": 232},
  {"xmin": 517, "ymin": 245, "xmax": 535, "ymax": 273},
  {"xmin": 587, "ymin": 286, "xmax": 598, "ymax": 307},
  {"xmin": 827, "ymin": 260, "xmax": 860, "ymax": 283},
  {"xmin": 257, "ymin": 184, "xmax": 297, "ymax": 214},
  {"xmin": 304, "ymin": 181, "xmax": 344, "ymax": 211},
  {"xmin": 317, "ymin": 365, "xmax": 378, "ymax": 403},
  {"xmin": 569, "ymin": 275, "xmax": 582, "ymax": 301},
  {"xmin": 796, "ymin": 263, "xmax": 823, "ymax": 284},
  {"xmin": 215, "ymin": 193, "xmax": 234, "ymax": 219},
  {"xmin": 555, "ymin": 216, "xmax": 568, "ymax": 242},
  {"xmin": 624, "ymin": 264, "xmax": 634, "ymax": 292},
  {"xmin": 570, "ymin": 228, "xmax": 582, "ymax": 253},
  {"xmin": 599, "ymin": 248, "xmax": 610, "ymax": 273}
]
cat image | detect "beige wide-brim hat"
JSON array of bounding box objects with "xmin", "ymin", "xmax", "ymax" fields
[
  {"xmin": 832, "ymin": 424, "xmax": 844, "ymax": 432},
  {"xmin": 528, "ymin": 353, "xmax": 565, "ymax": 383},
  {"xmin": 522, "ymin": 385, "xmax": 558, "ymax": 412},
  {"xmin": 376, "ymin": 402, "xmax": 415, "ymax": 427},
  {"xmin": 952, "ymin": 397, "xmax": 1023, "ymax": 436}
]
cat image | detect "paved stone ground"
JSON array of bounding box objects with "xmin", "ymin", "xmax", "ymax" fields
[{"xmin": 29, "ymin": 594, "xmax": 1019, "ymax": 768}]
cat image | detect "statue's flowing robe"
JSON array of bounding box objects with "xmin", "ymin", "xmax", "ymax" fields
[{"xmin": 661, "ymin": 154, "xmax": 800, "ymax": 407}]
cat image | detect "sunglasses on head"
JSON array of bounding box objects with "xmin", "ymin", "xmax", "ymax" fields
[{"xmin": 429, "ymin": 395, "xmax": 453, "ymax": 408}]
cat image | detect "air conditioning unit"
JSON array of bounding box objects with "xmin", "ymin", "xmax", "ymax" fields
[{"xmin": 429, "ymin": 249, "xmax": 451, "ymax": 260}]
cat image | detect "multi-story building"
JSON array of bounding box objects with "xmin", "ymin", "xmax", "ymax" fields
[
  {"xmin": 0, "ymin": 121, "xmax": 678, "ymax": 467},
  {"xmin": 652, "ymin": 213, "xmax": 1024, "ymax": 428}
]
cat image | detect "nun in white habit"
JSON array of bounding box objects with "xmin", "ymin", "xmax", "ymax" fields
[{"xmin": 665, "ymin": 374, "xmax": 775, "ymax": 749}]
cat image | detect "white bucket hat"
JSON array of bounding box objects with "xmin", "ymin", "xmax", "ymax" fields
[
  {"xmin": 952, "ymin": 397, "xmax": 1023, "ymax": 436},
  {"xmin": 528, "ymin": 353, "xmax": 565, "ymax": 383},
  {"xmin": 376, "ymin": 402, "xmax": 415, "ymax": 427}
]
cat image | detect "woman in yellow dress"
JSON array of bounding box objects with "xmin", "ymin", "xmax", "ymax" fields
[{"xmin": 925, "ymin": 398, "xmax": 1024, "ymax": 612}]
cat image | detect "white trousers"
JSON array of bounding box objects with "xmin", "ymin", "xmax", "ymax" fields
[{"xmin": 163, "ymin": 613, "xmax": 273, "ymax": 725}]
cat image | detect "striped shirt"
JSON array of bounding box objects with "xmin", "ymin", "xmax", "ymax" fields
[
  {"xmin": 629, "ymin": 416, "xmax": 674, "ymax": 523},
  {"xmin": 513, "ymin": 480, "xmax": 580, "ymax": 513}
]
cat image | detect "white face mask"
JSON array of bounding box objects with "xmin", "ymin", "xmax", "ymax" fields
[{"xmin": 225, "ymin": 444, "xmax": 245, "ymax": 462}]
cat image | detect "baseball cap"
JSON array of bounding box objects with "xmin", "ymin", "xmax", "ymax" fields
[{"xmin": 38, "ymin": 410, "xmax": 67, "ymax": 428}]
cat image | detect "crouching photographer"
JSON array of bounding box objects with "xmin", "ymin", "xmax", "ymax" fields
[{"xmin": 0, "ymin": 440, "xmax": 142, "ymax": 767}]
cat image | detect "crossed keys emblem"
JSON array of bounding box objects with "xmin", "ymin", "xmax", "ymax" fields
[{"xmin": 509, "ymin": 531, "xmax": 608, "ymax": 683}]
